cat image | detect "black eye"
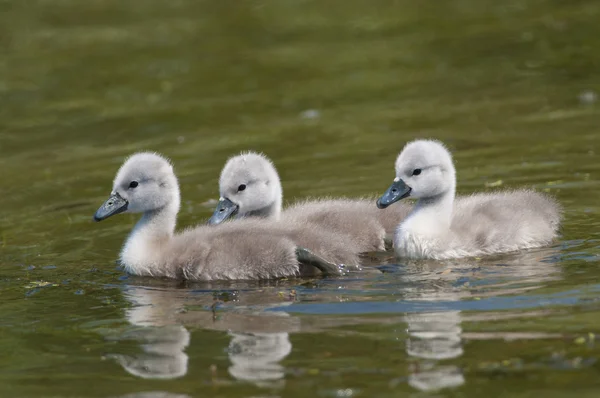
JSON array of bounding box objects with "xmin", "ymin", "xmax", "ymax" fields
[
  {"xmin": 237, "ymin": 184, "xmax": 246, "ymax": 192},
  {"xmin": 129, "ymin": 181, "xmax": 139, "ymax": 188},
  {"xmin": 412, "ymin": 169, "xmax": 422, "ymax": 176}
]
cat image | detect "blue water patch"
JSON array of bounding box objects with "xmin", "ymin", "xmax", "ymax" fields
[{"xmin": 268, "ymin": 284, "xmax": 600, "ymax": 315}]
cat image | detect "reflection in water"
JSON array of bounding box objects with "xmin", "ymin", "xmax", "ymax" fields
[
  {"xmin": 403, "ymin": 283, "xmax": 465, "ymax": 391},
  {"xmin": 112, "ymin": 287, "xmax": 191, "ymax": 379},
  {"xmin": 108, "ymin": 247, "xmax": 562, "ymax": 391},
  {"xmin": 406, "ymin": 311, "xmax": 462, "ymax": 360},
  {"xmin": 224, "ymin": 302, "xmax": 295, "ymax": 387},
  {"xmin": 401, "ymin": 248, "xmax": 561, "ymax": 391},
  {"xmin": 228, "ymin": 331, "xmax": 292, "ymax": 388},
  {"xmin": 405, "ymin": 308, "xmax": 465, "ymax": 390},
  {"xmin": 110, "ymin": 325, "xmax": 190, "ymax": 380},
  {"xmin": 114, "ymin": 284, "xmax": 296, "ymax": 386}
]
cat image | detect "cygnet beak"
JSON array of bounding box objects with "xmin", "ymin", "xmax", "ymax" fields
[
  {"xmin": 208, "ymin": 197, "xmax": 239, "ymax": 225},
  {"xmin": 376, "ymin": 178, "xmax": 412, "ymax": 209},
  {"xmin": 94, "ymin": 192, "xmax": 129, "ymax": 222}
]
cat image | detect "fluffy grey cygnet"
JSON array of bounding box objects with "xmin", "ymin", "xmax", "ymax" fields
[
  {"xmin": 376, "ymin": 139, "xmax": 562, "ymax": 259},
  {"xmin": 209, "ymin": 151, "xmax": 411, "ymax": 252},
  {"xmin": 93, "ymin": 152, "xmax": 357, "ymax": 280}
]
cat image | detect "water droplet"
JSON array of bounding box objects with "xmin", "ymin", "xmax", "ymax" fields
[
  {"xmin": 578, "ymin": 90, "xmax": 597, "ymax": 105},
  {"xmin": 300, "ymin": 109, "xmax": 320, "ymax": 120}
]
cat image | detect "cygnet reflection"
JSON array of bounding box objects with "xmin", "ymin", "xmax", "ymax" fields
[
  {"xmin": 227, "ymin": 331, "xmax": 292, "ymax": 387},
  {"xmin": 112, "ymin": 286, "xmax": 191, "ymax": 379},
  {"xmin": 401, "ymin": 247, "xmax": 561, "ymax": 391},
  {"xmin": 224, "ymin": 301, "xmax": 295, "ymax": 387},
  {"xmin": 112, "ymin": 282, "xmax": 298, "ymax": 385},
  {"xmin": 404, "ymin": 298, "xmax": 465, "ymax": 390},
  {"xmin": 110, "ymin": 324, "xmax": 190, "ymax": 380},
  {"xmin": 405, "ymin": 311, "xmax": 463, "ymax": 361}
]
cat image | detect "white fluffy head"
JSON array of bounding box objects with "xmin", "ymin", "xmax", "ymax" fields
[
  {"xmin": 394, "ymin": 139, "xmax": 456, "ymax": 199},
  {"xmin": 218, "ymin": 151, "xmax": 282, "ymax": 217},
  {"xmin": 112, "ymin": 152, "xmax": 180, "ymax": 213}
]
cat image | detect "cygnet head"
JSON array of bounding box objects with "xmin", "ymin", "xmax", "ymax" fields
[
  {"xmin": 94, "ymin": 152, "xmax": 180, "ymax": 221},
  {"xmin": 377, "ymin": 139, "xmax": 456, "ymax": 208},
  {"xmin": 209, "ymin": 151, "xmax": 282, "ymax": 225}
]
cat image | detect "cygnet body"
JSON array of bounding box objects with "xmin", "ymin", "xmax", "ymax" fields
[
  {"xmin": 209, "ymin": 152, "xmax": 411, "ymax": 252},
  {"xmin": 93, "ymin": 152, "xmax": 358, "ymax": 281},
  {"xmin": 377, "ymin": 140, "xmax": 561, "ymax": 259}
]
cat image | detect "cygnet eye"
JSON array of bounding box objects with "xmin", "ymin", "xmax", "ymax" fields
[
  {"xmin": 412, "ymin": 169, "xmax": 422, "ymax": 176},
  {"xmin": 237, "ymin": 184, "xmax": 246, "ymax": 192},
  {"xmin": 129, "ymin": 181, "xmax": 139, "ymax": 188}
]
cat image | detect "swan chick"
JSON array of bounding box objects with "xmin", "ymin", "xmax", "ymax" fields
[
  {"xmin": 377, "ymin": 139, "xmax": 561, "ymax": 259},
  {"xmin": 209, "ymin": 152, "xmax": 282, "ymax": 224},
  {"xmin": 209, "ymin": 151, "xmax": 412, "ymax": 253},
  {"xmin": 93, "ymin": 152, "xmax": 344, "ymax": 280}
]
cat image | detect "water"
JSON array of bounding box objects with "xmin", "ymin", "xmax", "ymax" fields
[{"xmin": 1, "ymin": 0, "xmax": 600, "ymax": 396}]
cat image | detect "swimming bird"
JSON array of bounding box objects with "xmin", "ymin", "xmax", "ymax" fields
[
  {"xmin": 209, "ymin": 151, "xmax": 411, "ymax": 252},
  {"xmin": 376, "ymin": 139, "xmax": 561, "ymax": 259},
  {"xmin": 93, "ymin": 152, "xmax": 358, "ymax": 280}
]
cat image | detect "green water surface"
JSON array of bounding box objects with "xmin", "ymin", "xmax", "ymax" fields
[{"xmin": 1, "ymin": 0, "xmax": 600, "ymax": 397}]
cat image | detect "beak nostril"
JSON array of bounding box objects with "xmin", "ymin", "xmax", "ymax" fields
[
  {"xmin": 391, "ymin": 189, "xmax": 397, "ymax": 193},
  {"xmin": 108, "ymin": 201, "xmax": 113, "ymax": 206},
  {"xmin": 219, "ymin": 209, "xmax": 224, "ymax": 212}
]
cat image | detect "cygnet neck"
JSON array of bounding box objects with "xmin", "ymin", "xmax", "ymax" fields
[
  {"xmin": 121, "ymin": 186, "xmax": 181, "ymax": 276},
  {"xmin": 413, "ymin": 188, "xmax": 455, "ymax": 229},
  {"xmin": 408, "ymin": 167, "xmax": 457, "ymax": 232},
  {"xmin": 137, "ymin": 202, "xmax": 179, "ymax": 238},
  {"xmin": 242, "ymin": 200, "xmax": 281, "ymax": 220}
]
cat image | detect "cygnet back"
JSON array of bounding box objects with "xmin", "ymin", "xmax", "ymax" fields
[
  {"xmin": 449, "ymin": 189, "xmax": 561, "ymax": 256},
  {"xmin": 209, "ymin": 151, "xmax": 412, "ymax": 253}
]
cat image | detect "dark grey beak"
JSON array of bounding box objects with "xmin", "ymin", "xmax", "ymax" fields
[
  {"xmin": 94, "ymin": 192, "xmax": 128, "ymax": 222},
  {"xmin": 208, "ymin": 197, "xmax": 239, "ymax": 225},
  {"xmin": 376, "ymin": 179, "xmax": 412, "ymax": 209}
]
